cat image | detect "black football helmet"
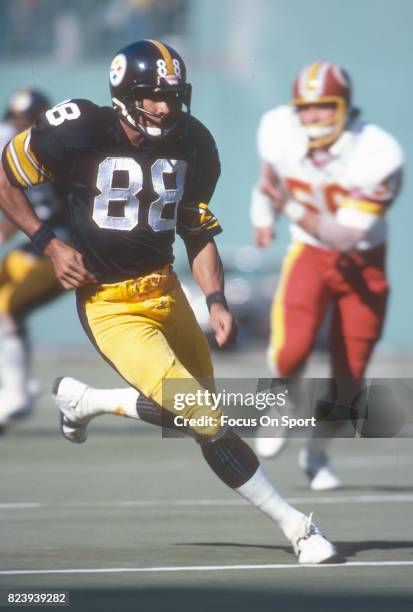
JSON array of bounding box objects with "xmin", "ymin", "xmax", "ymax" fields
[
  {"xmin": 109, "ymin": 39, "xmax": 192, "ymax": 140},
  {"xmin": 4, "ymin": 88, "xmax": 51, "ymax": 125}
]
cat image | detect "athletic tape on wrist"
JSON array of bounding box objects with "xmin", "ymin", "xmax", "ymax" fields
[
  {"xmin": 250, "ymin": 185, "xmax": 275, "ymax": 228},
  {"xmin": 31, "ymin": 224, "xmax": 56, "ymax": 254},
  {"xmin": 206, "ymin": 291, "xmax": 228, "ymax": 312}
]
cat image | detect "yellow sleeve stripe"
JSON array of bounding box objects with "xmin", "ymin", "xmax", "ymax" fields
[
  {"xmin": 10, "ymin": 129, "xmax": 50, "ymax": 186},
  {"xmin": 22, "ymin": 130, "xmax": 51, "ymax": 180},
  {"xmin": 341, "ymin": 197, "xmax": 386, "ymax": 216},
  {"xmin": 5, "ymin": 144, "xmax": 30, "ymax": 188},
  {"xmin": 183, "ymin": 219, "xmax": 221, "ymax": 235}
]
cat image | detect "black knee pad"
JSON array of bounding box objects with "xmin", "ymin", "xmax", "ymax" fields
[{"xmin": 200, "ymin": 432, "xmax": 259, "ymax": 489}]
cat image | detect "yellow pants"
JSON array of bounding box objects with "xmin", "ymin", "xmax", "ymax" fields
[
  {"xmin": 0, "ymin": 248, "xmax": 63, "ymax": 318},
  {"xmin": 77, "ymin": 266, "xmax": 223, "ymax": 437}
]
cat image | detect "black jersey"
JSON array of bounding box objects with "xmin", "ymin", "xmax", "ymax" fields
[
  {"xmin": 2, "ymin": 99, "xmax": 222, "ymax": 282},
  {"xmin": 25, "ymin": 182, "xmax": 68, "ymax": 229}
]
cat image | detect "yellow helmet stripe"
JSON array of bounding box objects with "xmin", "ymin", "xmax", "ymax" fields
[
  {"xmin": 147, "ymin": 39, "xmax": 174, "ymax": 75},
  {"xmin": 306, "ymin": 61, "xmax": 322, "ymax": 91}
]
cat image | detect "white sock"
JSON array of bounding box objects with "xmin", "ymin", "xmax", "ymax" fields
[
  {"xmin": 235, "ymin": 466, "xmax": 304, "ymax": 541},
  {"xmin": 81, "ymin": 386, "xmax": 139, "ymax": 419},
  {"xmin": 306, "ymin": 434, "xmax": 332, "ymax": 458},
  {"xmin": 0, "ymin": 331, "xmax": 29, "ymax": 404}
]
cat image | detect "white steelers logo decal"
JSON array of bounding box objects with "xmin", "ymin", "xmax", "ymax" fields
[{"xmin": 110, "ymin": 54, "xmax": 127, "ymax": 87}]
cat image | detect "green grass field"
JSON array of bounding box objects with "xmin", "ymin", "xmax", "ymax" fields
[{"xmin": 1, "ymin": 347, "xmax": 412, "ymax": 611}]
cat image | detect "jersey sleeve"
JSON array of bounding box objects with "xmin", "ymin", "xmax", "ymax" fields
[
  {"xmin": 177, "ymin": 121, "xmax": 223, "ymax": 243},
  {"xmin": 1, "ymin": 98, "xmax": 100, "ymax": 190},
  {"xmin": 257, "ymin": 105, "xmax": 298, "ymax": 165},
  {"xmin": 338, "ymin": 125, "xmax": 404, "ymax": 229},
  {"xmin": 1, "ymin": 126, "xmax": 57, "ymax": 190}
]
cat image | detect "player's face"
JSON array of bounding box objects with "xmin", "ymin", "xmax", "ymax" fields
[
  {"xmin": 297, "ymin": 103, "xmax": 336, "ymax": 126},
  {"xmin": 137, "ymin": 93, "xmax": 180, "ymax": 127}
]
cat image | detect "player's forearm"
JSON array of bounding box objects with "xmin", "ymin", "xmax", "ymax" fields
[
  {"xmin": 0, "ymin": 215, "xmax": 18, "ymax": 245},
  {"xmin": 287, "ymin": 206, "xmax": 366, "ymax": 252},
  {"xmin": 187, "ymin": 239, "xmax": 224, "ymax": 296},
  {"xmin": 0, "ymin": 163, "xmax": 42, "ymax": 238}
]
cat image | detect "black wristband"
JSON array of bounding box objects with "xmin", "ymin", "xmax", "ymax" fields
[
  {"xmin": 206, "ymin": 291, "xmax": 228, "ymax": 312},
  {"xmin": 31, "ymin": 224, "xmax": 57, "ymax": 254}
]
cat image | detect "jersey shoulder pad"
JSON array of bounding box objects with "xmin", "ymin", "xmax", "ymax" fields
[
  {"xmin": 182, "ymin": 115, "xmax": 219, "ymax": 164},
  {"xmin": 257, "ymin": 105, "xmax": 303, "ymax": 164},
  {"xmin": 347, "ymin": 122, "xmax": 404, "ymax": 188},
  {"xmin": 34, "ymin": 99, "xmax": 112, "ymax": 151}
]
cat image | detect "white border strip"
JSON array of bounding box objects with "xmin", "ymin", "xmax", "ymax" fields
[
  {"xmin": 1, "ymin": 494, "xmax": 413, "ymax": 510},
  {"xmin": 1, "ymin": 561, "xmax": 413, "ymax": 576}
]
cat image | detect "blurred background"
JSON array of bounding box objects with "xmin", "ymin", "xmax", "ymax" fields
[
  {"xmin": 0, "ymin": 0, "xmax": 412, "ymax": 359},
  {"xmin": 2, "ymin": 5, "xmax": 413, "ymax": 602}
]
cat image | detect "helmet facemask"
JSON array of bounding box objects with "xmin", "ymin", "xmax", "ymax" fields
[
  {"xmin": 293, "ymin": 96, "xmax": 348, "ymax": 149},
  {"xmin": 292, "ymin": 61, "xmax": 352, "ymax": 150},
  {"xmin": 113, "ymin": 82, "xmax": 192, "ymax": 141}
]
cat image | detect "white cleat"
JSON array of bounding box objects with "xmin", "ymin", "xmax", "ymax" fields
[
  {"xmin": 291, "ymin": 513, "xmax": 337, "ymax": 564},
  {"xmin": 0, "ymin": 389, "xmax": 34, "ymax": 430},
  {"xmin": 298, "ymin": 449, "xmax": 342, "ymax": 491},
  {"xmin": 10, "ymin": 379, "xmax": 42, "ymax": 421},
  {"xmin": 255, "ymin": 425, "xmax": 289, "ymax": 459},
  {"xmin": 52, "ymin": 377, "xmax": 91, "ymax": 444}
]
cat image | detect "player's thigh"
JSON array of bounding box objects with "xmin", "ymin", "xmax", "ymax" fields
[
  {"xmin": 331, "ymin": 286, "xmax": 388, "ymax": 379},
  {"xmin": 78, "ymin": 293, "xmax": 174, "ymax": 395},
  {"xmin": 77, "ymin": 291, "xmax": 222, "ymax": 436},
  {"xmin": 165, "ymin": 280, "xmax": 214, "ymax": 382},
  {"xmin": 270, "ymin": 243, "xmax": 330, "ymax": 375},
  {"xmin": 0, "ymin": 249, "xmax": 62, "ymax": 318}
]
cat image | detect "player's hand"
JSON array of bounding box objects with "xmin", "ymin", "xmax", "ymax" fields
[
  {"xmin": 209, "ymin": 304, "xmax": 238, "ymax": 348},
  {"xmin": 254, "ymin": 226, "xmax": 274, "ymax": 247},
  {"xmin": 44, "ymin": 239, "xmax": 97, "ymax": 290}
]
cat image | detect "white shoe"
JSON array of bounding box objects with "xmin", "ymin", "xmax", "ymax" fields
[
  {"xmin": 10, "ymin": 379, "xmax": 42, "ymax": 421},
  {"xmin": 0, "ymin": 389, "xmax": 33, "ymax": 428},
  {"xmin": 52, "ymin": 377, "xmax": 91, "ymax": 444},
  {"xmin": 255, "ymin": 425, "xmax": 289, "ymax": 459},
  {"xmin": 291, "ymin": 513, "xmax": 337, "ymax": 564},
  {"xmin": 298, "ymin": 449, "xmax": 342, "ymax": 491}
]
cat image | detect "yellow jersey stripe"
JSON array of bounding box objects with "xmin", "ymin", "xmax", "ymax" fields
[
  {"xmin": 7, "ymin": 141, "xmax": 32, "ymax": 187},
  {"xmin": 180, "ymin": 220, "xmax": 220, "ymax": 235},
  {"xmin": 12, "ymin": 130, "xmax": 48, "ymax": 185},
  {"xmin": 5, "ymin": 147, "xmax": 29, "ymax": 188},
  {"xmin": 341, "ymin": 197, "xmax": 386, "ymax": 216},
  {"xmin": 23, "ymin": 130, "xmax": 51, "ymax": 180},
  {"xmin": 147, "ymin": 39, "xmax": 174, "ymax": 75}
]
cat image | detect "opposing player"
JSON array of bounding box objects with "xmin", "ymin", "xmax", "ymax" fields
[
  {"xmin": 251, "ymin": 61, "xmax": 403, "ymax": 489},
  {"xmin": 0, "ymin": 89, "xmax": 70, "ymax": 430},
  {"xmin": 0, "ymin": 41, "xmax": 336, "ymax": 563}
]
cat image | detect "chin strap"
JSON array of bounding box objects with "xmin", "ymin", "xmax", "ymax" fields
[{"xmin": 112, "ymin": 96, "xmax": 176, "ymax": 140}]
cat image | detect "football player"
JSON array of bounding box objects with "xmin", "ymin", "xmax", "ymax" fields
[
  {"xmin": 0, "ymin": 41, "xmax": 336, "ymax": 563},
  {"xmin": 0, "ymin": 88, "xmax": 70, "ymax": 430},
  {"xmin": 251, "ymin": 61, "xmax": 403, "ymax": 489}
]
